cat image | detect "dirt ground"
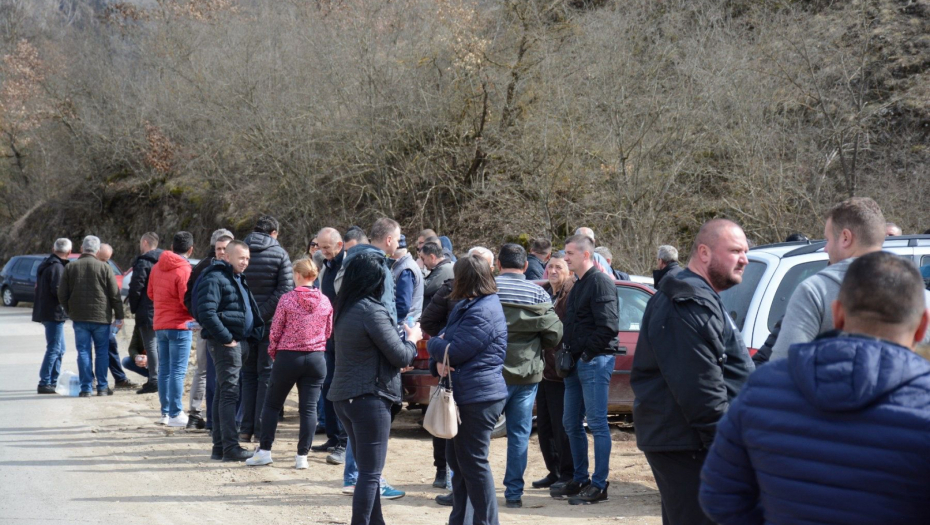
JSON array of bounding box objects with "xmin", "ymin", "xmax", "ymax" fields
[{"xmin": 1, "ymin": 309, "xmax": 663, "ymax": 524}]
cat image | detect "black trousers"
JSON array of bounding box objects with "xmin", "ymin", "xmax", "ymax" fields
[
  {"xmin": 433, "ymin": 436, "xmax": 447, "ymax": 471},
  {"xmin": 240, "ymin": 335, "xmax": 273, "ymax": 437},
  {"xmin": 210, "ymin": 342, "xmax": 247, "ymax": 452},
  {"xmin": 536, "ymin": 379, "xmax": 574, "ymax": 481},
  {"xmin": 446, "ymin": 398, "xmax": 505, "ymax": 525},
  {"xmin": 322, "ymin": 347, "xmax": 348, "ymax": 447},
  {"xmin": 643, "ymin": 450, "xmax": 714, "ymax": 525},
  {"xmin": 259, "ymin": 350, "xmax": 326, "ymax": 455},
  {"xmin": 335, "ymin": 395, "xmax": 392, "ymax": 525}
]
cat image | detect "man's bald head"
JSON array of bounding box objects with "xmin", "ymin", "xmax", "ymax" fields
[
  {"xmin": 96, "ymin": 243, "xmax": 114, "ymax": 262},
  {"xmin": 316, "ymin": 227, "xmax": 344, "ymax": 261},
  {"xmin": 688, "ymin": 219, "xmax": 749, "ymax": 293},
  {"xmin": 574, "ymin": 227, "xmax": 596, "ymax": 243}
]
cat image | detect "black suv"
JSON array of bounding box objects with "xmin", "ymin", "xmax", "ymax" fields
[{"xmin": 1, "ymin": 255, "xmax": 45, "ymax": 306}]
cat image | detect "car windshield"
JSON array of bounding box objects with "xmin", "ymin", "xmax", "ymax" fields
[{"xmin": 719, "ymin": 260, "xmax": 767, "ymax": 331}]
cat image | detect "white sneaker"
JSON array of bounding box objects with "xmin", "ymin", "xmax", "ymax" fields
[
  {"xmin": 158, "ymin": 415, "xmax": 169, "ymax": 426},
  {"xmin": 166, "ymin": 413, "xmax": 189, "ymax": 427},
  {"xmin": 295, "ymin": 454, "xmax": 309, "ymax": 470},
  {"xmin": 246, "ymin": 449, "xmax": 273, "ymax": 466},
  {"xmin": 341, "ymin": 484, "xmax": 355, "ymax": 495}
]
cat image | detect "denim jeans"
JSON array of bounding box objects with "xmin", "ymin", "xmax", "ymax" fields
[
  {"xmin": 502, "ymin": 383, "xmax": 539, "ymax": 501},
  {"xmin": 73, "ymin": 322, "xmax": 111, "ymax": 393},
  {"xmin": 344, "ymin": 440, "xmax": 358, "ymax": 485},
  {"xmin": 240, "ymin": 336, "xmax": 273, "ymax": 436},
  {"xmin": 108, "ymin": 333, "xmax": 128, "ymax": 384},
  {"xmin": 39, "ymin": 321, "xmax": 66, "ymax": 386},
  {"xmin": 563, "ymin": 354, "xmax": 614, "ymax": 490},
  {"xmin": 156, "ymin": 329, "xmax": 193, "ymax": 417},
  {"xmin": 447, "ymin": 398, "xmax": 506, "ymax": 525},
  {"xmin": 210, "ymin": 341, "xmax": 246, "ymax": 452},
  {"xmin": 121, "ymin": 356, "xmax": 149, "ymax": 378},
  {"xmin": 335, "ymin": 395, "xmax": 393, "ymax": 525}
]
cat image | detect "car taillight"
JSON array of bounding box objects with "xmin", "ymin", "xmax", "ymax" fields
[
  {"xmin": 416, "ymin": 339, "xmax": 430, "ymax": 360},
  {"xmin": 748, "ymin": 348, "xmax": 758, "ymax": 356}
]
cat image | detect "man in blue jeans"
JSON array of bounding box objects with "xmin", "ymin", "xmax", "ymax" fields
[
  {"xmin": 555, "ymin": 234, "xmax": 620, "ymax": 505},
  {"xmin": 58, "ymin": 235, "xmax": 125, "ymax": 396},
  {"xmin": 33, "ymin": 238, "xmax": 72, "ymax": 393},
  {"xmin": 494, "ymin": 243, "xmax": 563, "ymax": 508}
]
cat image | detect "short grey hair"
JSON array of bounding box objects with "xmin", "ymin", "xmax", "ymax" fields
[
  {"xmin": 210, "ymin": 228, "xmax": 235, "ymax": 246},
  {"xmin": 574, "ymin": 227, "xmax": 596, "ymax": 243},
  {"xmin": 594, "ymin": 246, "xmax": 613, "ymax": 263},
  {"xmin": 657, "ymin": 245, "xmax": 679, "ymax": 263},
  {"xmin": 82, "ymin": 235, "xmax": 101, "ymax": 255},
  {"xmin": 53, "ymin": 238, "xmax": 72, "ymax": 254},
  {"xmin": 467, "ymin": 246, "xmax": 494, "ymax": 266}
]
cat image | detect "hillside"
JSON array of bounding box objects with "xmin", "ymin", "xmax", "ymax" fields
[{"xmin": 0, "ymin": 0, "xmax": 928, "ymax": 271}]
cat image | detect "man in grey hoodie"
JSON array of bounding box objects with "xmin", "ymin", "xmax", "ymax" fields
[{"xmin": 770, "ymin": 197, "xmax": 930, "ymax": 361}]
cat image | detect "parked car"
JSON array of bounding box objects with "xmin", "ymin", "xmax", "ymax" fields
[
  {"xmin": 402, "ymin": 279, "xmax": 655, "ymax": 435},
  {"xmin": 1, "ymin": 255, "xmax": 45, "ymax": 306},
  {"xmin": 719, "ymin": 235, "xmax": 930, "ymax": 353}
]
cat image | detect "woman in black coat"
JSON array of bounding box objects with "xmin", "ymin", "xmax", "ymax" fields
[{"xmin": 328, "ymin": 253, "xmax": 421, "ymax": 525}]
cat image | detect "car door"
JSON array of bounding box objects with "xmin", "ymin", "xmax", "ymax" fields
[
  {"xmin": 609, "ymin": 283, "xmax": 653, "ymax": 414},
  {"xmin": 11, "ymin": 258, "xmax": 39, "ymax": 300}
]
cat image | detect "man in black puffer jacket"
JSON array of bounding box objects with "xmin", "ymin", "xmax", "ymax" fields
[
  {"xmin": 33, "ymin": 238, "xmax": 72, "ymax": 394},
  {"xmin": 128, "ymin": 232, "xmax": 163, "ymax": 394},
  {"xmin": 240, "ymin": 215, "xmax": 294, "ymax": 441},
  {"xmin": 197, "ymin": 240, "xmax": 264, "ymax": 461}
]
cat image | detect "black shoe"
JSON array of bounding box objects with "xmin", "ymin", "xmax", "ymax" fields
[
  {"xmin": 78, "ymin": 391, "xmax": 92, "ymax": 398},
  {"xmin": 137, "ymin": 382, "xmax": 158, "ymax": 394},
  {"xmin": 187, "ymin": 414, "xmax": 206, "ymax": 430},
  {"xmin": 550, "ymin": 479, "xmax": 589, "ymax": 499},
  {"xmin": 505, "ymin": 499, "xmax": 522, "ymax": 508},
  {"xmin": 97, "ymin": 388, "xmax": 113, "ymax": 396},
  {"xmin": 221, "ymin": 447, "xmax": 253, "ymax": 462},
  {"xmin": 326, "ymin": 445, "xmax": 346, "ymax": 465},
  {"xmin": 435, "ymin": 493, "xmax": 453, "ymax": 507},
  {"xmin": 37, "ymin": 385, "xmax": 56, "ymax": 394},
  {"xmin": 432, "ymin": 468, "xmax": 449, "ymax": 488},
  {"xmin": 568, "ymin": 482, "xmax": 609, "ymax": 505},
  {"xmin": 532, "ymin": 474, "xmax": 559, "ymax": 489},
  {"xmin": 114, "ymin": 380, "xmax": 138, "ymax": 389},
  {"xmin": 210, "ymin": 446, "xmax": 224, "ymax": 460},
  {"xmin": 311, "ymin": 438, "xmax": 338, "ymax": 453}
]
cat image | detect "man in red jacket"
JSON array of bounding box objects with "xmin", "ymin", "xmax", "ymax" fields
[{"xmin": 148, "ymin": 231, "xmax": 195, "ymax": 427}]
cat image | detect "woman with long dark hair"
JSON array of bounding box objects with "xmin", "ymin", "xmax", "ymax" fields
[
  {"xmin": 328, "ymin": 252, "xmax": 420, "ymax": 525},
  {"xmin": 427, "ymin": 254, "xmax": 508, "ymax": 525}
]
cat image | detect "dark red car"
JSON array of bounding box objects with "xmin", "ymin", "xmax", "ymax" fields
[
  {"xmin": 402, "ymin": 280, "xmax": 655, "ymax": 416},
  {"xmin": 68, "ymin": 253, "xmax": 127, "ymax": 289}
]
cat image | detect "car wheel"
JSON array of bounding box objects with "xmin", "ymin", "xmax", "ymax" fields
[
  {"xmin": 2, "ymin": 287, "xmax": 17, "ymax": 307},
  {"xmin": 490, "ymin": 414, "xmax": 507, "ymax": 439}
]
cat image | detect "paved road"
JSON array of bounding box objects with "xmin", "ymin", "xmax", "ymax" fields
[{"xmin": 0, "ymin": 306, "xmax": 661, "ymax": 525}]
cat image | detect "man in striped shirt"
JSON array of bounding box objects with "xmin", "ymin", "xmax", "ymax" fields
[{"xmin": 495, "ymin": 244, "xmax": 563, "ymax": 508}]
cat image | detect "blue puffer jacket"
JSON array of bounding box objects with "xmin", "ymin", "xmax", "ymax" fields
[
  {"xmin": 699, "ymin": 332, "xmax": 930, "ymax": 525},
  {"xmin": 428, "ymin": 293, "xmax": 508, "ymax": 406}
]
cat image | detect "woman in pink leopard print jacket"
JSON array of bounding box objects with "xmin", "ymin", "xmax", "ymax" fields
[{"xmin": 246, "ymin": 258, "xmax": 333, "ymax": 470}]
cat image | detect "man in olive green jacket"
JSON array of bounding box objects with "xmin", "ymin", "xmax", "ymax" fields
[
  {"xmin": 495, "ymin": 243, "xmax": 564, "ymax": 507},
  {"xmin": 59, "ymin": 235, "xmax": 124, "ymax": 396}
]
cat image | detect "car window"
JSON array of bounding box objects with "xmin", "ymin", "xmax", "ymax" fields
[
  {"xmin": 719, "ymin": 260, "xmax": 767, "ymax": 330},
  {"xmin": 1, "ymin": 258, "xmax": 16, "ymax": 277},
  {"xmin": 767, "ymin": 260, "xmax": 828, "ymax": 331},
  {"xmin": 13, "ymin": 258, "xmax": 32, "ymax": 276},
  {"xmin": 921, "ymin": 255, "xmax": 930, "ymax": 289},
  {"xmin": 107, "ymin": 260, "xmax": 120, "ymax": 276},
  {"xmin": 29, "ymin": 259, "xmax": 41, "ymax": 278},
  {"xmin": 616, "ymin": 286, "xmax": 651, "ymax": 332}
]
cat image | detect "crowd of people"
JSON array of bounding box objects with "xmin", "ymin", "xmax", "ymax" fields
[{"xmin": 27, "ymin": 197, "xmax": 930, "ymax": 524}]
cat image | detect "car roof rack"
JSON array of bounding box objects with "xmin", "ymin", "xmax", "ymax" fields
[
  {"xmin": 750, "ymin": 240, "xmax": 814, "ymax": 251},
  {"xmin": 778, "ymin": 234, "xmax": 930, "ymax": 258},
  {"xmin": 783, "ymin": 241, "xmax": 827, "ymax": 257}
]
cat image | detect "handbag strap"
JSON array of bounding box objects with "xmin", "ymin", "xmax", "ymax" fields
[{"xmin": 442, "ymin": 343, "xmax": 453, "ymax": 390}]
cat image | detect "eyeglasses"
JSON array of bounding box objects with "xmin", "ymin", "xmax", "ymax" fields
[{"xmin": 309, "ymin": 242, "xmax": 319, "ymax": 248}]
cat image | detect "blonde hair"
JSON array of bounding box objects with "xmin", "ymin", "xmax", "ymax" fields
[{"xmin": 293, "ymin": 258, "xmax": 319, "ymax": 282}]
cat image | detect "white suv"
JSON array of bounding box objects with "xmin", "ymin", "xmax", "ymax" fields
[{"xmin": 719, "ymin": 235, "xmax": 930, "ymax": 352}]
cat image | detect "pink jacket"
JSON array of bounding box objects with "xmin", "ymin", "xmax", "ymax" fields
[{"xmin": 268, "ymin": 286, "xmax": 333, "ymax": 359}]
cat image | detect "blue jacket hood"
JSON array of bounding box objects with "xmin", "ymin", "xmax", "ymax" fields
[{"xmin": 789, "ymin": 332, "xmax": 930, "ymax": 412}]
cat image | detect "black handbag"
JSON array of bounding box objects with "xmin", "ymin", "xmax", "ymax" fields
[{"xmin": 555, "ymin": 347, "xmax": 575, "ymax": 378}]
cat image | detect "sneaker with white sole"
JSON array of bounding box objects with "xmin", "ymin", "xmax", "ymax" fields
[
  {"xmin": 380, "ymin": 481, "xmax": 405, "ymax": 500},
  {"xmin": 246, "ymin": 449, "xmax": 273, "ymax": 466},
  {"xmin": 341, "ymin": 483, "xmax": 355, "ymax": 495},
  {"xmin": 158, "ymin": 415, "xmax": 169, "ymax": 426},
  {"xmin": 166, "ymin": 413, "xmax": 189, "ymax": 427},
  {"xmin": 295, "ymin": 454, "xmax": 309, "ymax": 470}
]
